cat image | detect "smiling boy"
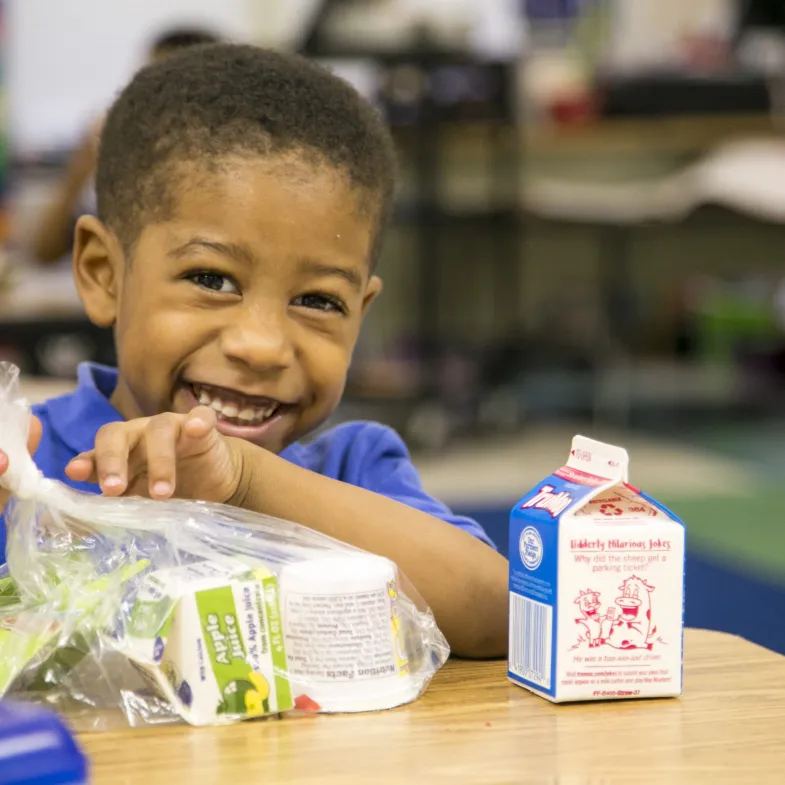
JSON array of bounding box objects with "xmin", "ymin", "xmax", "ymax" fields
[{"xmin": 0, "ymin": 45, "xmax": 507, "ymax": 658}]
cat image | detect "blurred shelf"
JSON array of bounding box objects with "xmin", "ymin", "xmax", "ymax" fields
[
  {"xmin": 526, "ymin": 114, "xmax": 781, "ymax": 155},
  {"xmin": 389, "ymin": 114, "xmax": 780, "ymax": 156},
  {"xmin": 313, "ymin": 45, "xmax": 514, "ymax": 65},
  {"xmin": 344, "ymin": 357, "xmax": 744, "ymax": 413},
  {"xmin": 393, "ymin": 204, "xmax": 520, "ymax": 223},
  {"xmin": 0, "ymin": 304, "xmax": 87, "ymax": 323},
  {"xmin": 0, "ymin": 262, "xmax": 84, "ymax": 322}
]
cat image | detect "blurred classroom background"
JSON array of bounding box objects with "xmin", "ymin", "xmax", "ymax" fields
[{"xmin": 3, "ymin": 0, "xmax": 785, "ymax": 652}]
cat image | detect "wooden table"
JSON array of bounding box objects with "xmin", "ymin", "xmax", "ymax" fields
[{"xmin": 78, "ymin": 629, "xmax": 785, "ymax": 784}]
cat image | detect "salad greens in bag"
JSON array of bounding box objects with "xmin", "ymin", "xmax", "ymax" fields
[{"xmin": 0, "ymin": 364, "xmax": 448, "ymax": 729}]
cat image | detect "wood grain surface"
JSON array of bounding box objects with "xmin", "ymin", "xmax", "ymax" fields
[{"xmin": 77, "ymin": 629, "xmax": 785, "ymax": 784}]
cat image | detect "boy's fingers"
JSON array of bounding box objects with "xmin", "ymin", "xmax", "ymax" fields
[
  {"xmin": 183, "ymin": 406, "xmax": 216, "ymax": 435},
  {"xmin": 65, "ymin": 453, "xmax": 96, "ymax": 483},
  {"xmin": 180, "ymin": 406, "xmax": 220, "ymax": 456},
  {"xmin": 93, "ymin": 422, "xmax": 138, "ymax": 495},
  {"xmin": 143, "ymin": 416, "xmax": 180, "ymax": 499},
  {"xmin": 64, "ymin": 410, "xmax": 216, "ymax": 499}
]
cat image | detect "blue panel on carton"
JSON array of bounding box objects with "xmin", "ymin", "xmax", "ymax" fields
[{"xmin": 508, "ymin": 475, "xmax": 596, "ymax": 697}]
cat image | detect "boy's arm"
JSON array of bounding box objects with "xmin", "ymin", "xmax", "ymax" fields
[{"xmin": 230, "ymin": 439, "xmax": 509, "ymax": 659}]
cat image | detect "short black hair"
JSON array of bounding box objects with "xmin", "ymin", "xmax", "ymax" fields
[
  {"xmin": 149, "ymin": 27, "xmax": 221, "ymax": 55},
  {"xmin": 96, "ymin": 44, "xmax": 397, "ymax": 264}
]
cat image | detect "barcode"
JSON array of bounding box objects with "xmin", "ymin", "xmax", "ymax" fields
[{"xmin": 509, "ymin": 593, "xmax": 553, "ymax": 689}]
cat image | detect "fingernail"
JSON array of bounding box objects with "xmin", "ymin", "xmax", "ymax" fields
[
  {"xmin": 152, "ymin": 481, "xmax": 173, "ymax": 497},
  {"xmin": 103, "ymin": 475, "xmax": 123, "ymax": 489}
]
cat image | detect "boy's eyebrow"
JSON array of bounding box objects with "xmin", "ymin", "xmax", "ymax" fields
[
  {"xmin": 169, "ymin": 239, "xmax": 364, "ymax": 290},
  {"xmin": 169, "ymin": 238, "xmax": 257, "ymax": 266},
  {"xmin": 298, "ymin": 258, "xmax": 364, "ymax": 291}
]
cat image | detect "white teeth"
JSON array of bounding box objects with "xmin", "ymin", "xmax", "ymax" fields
[
  {"xmin": 191, "ymin": 385, "xmax": 281, "ymax": 425},
  {"xmin": 222, "ymin": 403, "xmax": 239, "ymax": 418}
]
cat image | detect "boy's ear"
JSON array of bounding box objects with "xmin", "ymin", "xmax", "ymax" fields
[
  {"xmin": 361, "ymin": 275, "xmax": 383, "ymax": 319},
  {"xmin": 72, "ymin": 215, "xmax": 124, "ymax": 328}
]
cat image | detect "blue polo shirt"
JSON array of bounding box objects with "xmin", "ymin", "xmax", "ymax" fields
[{"xmin": 0, "ymin": 364, "xmax": 493, "ymax": 561}]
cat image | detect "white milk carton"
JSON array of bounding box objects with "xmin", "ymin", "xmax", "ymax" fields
[{"xmin": 508, "ymin": 436, "xmax": 685, "ymax": 703}]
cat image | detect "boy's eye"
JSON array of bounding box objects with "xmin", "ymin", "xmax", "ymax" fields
[
  {"xmin": 186, "ymin": 271, "xmax": 240, "ymax": 294},
  {"xmin": 292, "ymin": 293, "xmax": 347, "ymax": 314}
]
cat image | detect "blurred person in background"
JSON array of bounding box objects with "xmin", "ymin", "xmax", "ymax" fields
[{"xmin": 31, "ymin": 26, "xmax": 221, "ymax": 264}]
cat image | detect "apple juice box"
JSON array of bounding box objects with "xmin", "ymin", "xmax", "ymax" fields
[{"xmin": 124, "ymin": 560, "xmax": 293, "ymax": 725}]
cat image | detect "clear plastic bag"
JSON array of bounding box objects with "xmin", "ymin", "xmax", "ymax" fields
[{"xmin": 0, "ymin": 364, "xmax": 449, "ymax": 730}]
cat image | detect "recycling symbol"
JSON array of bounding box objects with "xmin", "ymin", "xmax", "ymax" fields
[{"xmin": 600, "ymin": 503, "xmax": 623, "ymax": 517}]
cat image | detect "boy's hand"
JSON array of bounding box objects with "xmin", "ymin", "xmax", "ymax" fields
[
  {"xmin": 65, "ymin": 407, "xmax": 244, "ymax": 503},
  {"xmin": 0, "ymin": 416, "xmax": 43, "ymax": 512}
]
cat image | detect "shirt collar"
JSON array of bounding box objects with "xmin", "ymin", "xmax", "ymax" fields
[{"xmin": 45, "ymin": 363, "xmax": 124, "ymax": 456}]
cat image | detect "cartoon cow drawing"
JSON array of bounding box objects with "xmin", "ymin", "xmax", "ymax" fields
[
  {"xmin": 606, "ymin": 575, "xmax": 656, "ymax": 650},
  {"xmin": 574, "ymin": 589, "xmax": 614, "ymax": 648}
]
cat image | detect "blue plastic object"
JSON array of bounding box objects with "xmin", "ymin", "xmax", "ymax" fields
[{"xmin": 0, "ymin": 701, "xmax": 87, "ymax": 785}]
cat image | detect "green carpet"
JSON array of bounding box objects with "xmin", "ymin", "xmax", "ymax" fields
[
  {"xmin": 653, "ymin": 418, "xmax": 785, "ymax": 584},
  {"xmin": 662, "ymin": 488, "xmax": 785, "ymax": 583}
]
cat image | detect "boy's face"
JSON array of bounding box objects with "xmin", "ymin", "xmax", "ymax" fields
[{"xmin": 75, "ymin": 157, "xmax": 382, "ymax": 454}]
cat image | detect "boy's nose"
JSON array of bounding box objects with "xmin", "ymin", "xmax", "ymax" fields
[{"xmin": 219, "ymin": 307, "xmax": 295, "ymax": 371}]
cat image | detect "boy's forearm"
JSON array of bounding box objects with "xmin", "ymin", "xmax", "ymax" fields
[{"xmin": 231, "ymin": 440, "xmax": 509, "ymax": 659}]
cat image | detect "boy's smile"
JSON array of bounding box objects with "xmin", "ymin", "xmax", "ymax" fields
[
  {"xmin": 76, "ymin": 157, "xmax": 382, "ymax": 454},
  {"xmin": 178, "ymin": 380, "xmax": 295, "ymax": 444}
]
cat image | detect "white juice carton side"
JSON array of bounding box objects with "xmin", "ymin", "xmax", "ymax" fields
[{"xmin": 508, "ymin": 436, "xmax": 685, "ymax": 703}]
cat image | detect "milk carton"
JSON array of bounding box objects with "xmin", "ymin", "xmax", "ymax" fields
[{"xmin": 508, "ymin": 436, "xmax": 685, "ymax": 703}]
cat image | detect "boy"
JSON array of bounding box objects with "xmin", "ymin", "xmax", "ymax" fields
[{"xmin": 1, "ymin": 45, "xmax": 507, "ymax": 658}]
